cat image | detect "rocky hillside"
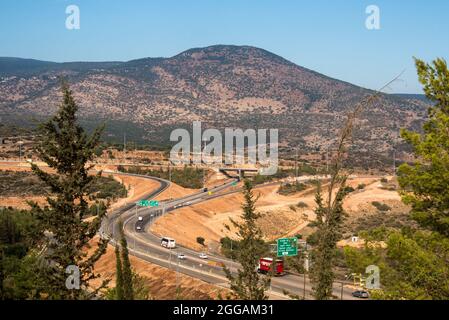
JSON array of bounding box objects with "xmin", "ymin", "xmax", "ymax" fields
[{"xmin": 0, "ymin": 45, "xmax": 429, "ymax": 167}]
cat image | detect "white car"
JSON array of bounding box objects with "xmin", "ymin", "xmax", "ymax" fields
[
  {"xmin": 136, "ymin": 225, "xmax": 142, "ymax": 231},
  {"xmin": 177, "ymin": 253, "xmax": 186, "ymax": 260},
  {"xmin": 138, "ymin": 216, "xmax": 143, "ymax": 221},
  {"xmin": 199, "ymin": 253, "xmax": 208, "ymax": 259}
]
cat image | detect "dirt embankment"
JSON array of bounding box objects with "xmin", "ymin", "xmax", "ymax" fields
[
  {"xmin": 0, "ymin": 164, "xmax": 158, "ymax": 211},
  {"xmin": 90, "ymin": 239, "xmax": 228, "ymax": 300},
  {"xmin": 150, "ymin": 176, "xmax": 405, "ymax": 252},
  {"xmin": 150, "ymin": 183, "xmax": 313, "ymax": 252}
]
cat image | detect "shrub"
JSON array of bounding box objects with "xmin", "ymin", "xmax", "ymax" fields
[
  {"xmin": 278, "ymin": 182, "xmax": 307, "ymax": 195},
  {"xmin": 342, "ymin": 186, "xmax": 355, "ymax": 194},
  {"xmin": 196, "ymin": 236, "xmax": 205, "ymax": 246},
  {"xmin": 357, "ymin": 183, "xmax": 366, "ymax": 190},
  {"xmin": 297, "ymin": 201, "xmax": 308, "ymax": 208},
  {"xmin": 121, "ymin": 165, "xmax": 204, "ymax": 189},
  {"xmin": 371, "ymin": 201, "xmax": 391, "ymax": 212}
]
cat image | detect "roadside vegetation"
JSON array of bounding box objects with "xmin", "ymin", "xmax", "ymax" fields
[
  {"xmin": 1, "ymin": 83, "xmax": 110, "ymax": 299},
  {"xmin": 277, "ymin": 182, "xmax": 308, "ymax": 195},
  {"xmin": 106, "ymin": 221, "xmax": 150, "ymax": 300},
  {"xmin": 223, "ymin": 180, "xmax": 271, "ymax": 299},
  {"xmin": 252, "ymin": 164, "xmax": 317, "ymax": 186},
  {"xmin": 341, "ymin": 58, "xmax": 449, "ymax": 299},
  {"xmin": 0, "ymin": 170, "xmax": 127, "ymax": 201},
  {"xmin": 118, "ymin": 165, "xmax": 205, "ymax": 189}
]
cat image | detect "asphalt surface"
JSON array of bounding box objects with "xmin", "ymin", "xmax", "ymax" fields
[{"xmin": 101, "ymin": 172, "xmax": 358, "ymax": 300}]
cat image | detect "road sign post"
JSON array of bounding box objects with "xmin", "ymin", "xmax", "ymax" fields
[
  {"xmin": 136, "ymin": 200, "xmax": 150, "ymax": 207},
  {"xmin": 277, "ymin": 237, "xmax": 298, "ymax": 257},
  {"xmin": 136, "ymin": 200, "xmax": 159, "ymax": 207}
]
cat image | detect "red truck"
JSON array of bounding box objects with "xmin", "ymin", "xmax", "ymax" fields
[{"xmin": 257, "ymin": 257, "xmax": 284, "ymax": 276}]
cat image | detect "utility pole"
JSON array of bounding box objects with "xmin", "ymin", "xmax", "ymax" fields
[
  {"xmin": 169, "ymin": 248, "xmax": 172, "ymax": 270},
  {"xmin": 303, "ymin": 250, "xmax": 309, "ymax": 299},
  {"xmin": 168, "ymin": 162, "xmax": 172, "ymax": 200},
  {"xmin": 202, "ymin": 139, "xmax": 206, "ymax": 189},
  {"xmin": 303, "ymin": 271, "xmax": 306, "ymax": 300},
  {"xmin": 176, "ymin": 257, "xmax": 180, "ymax": 297}
]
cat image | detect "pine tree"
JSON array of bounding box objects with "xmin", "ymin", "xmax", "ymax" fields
[
  {"xmin": 223, "ymin": 179, "xmax": 270, "ymax": 300},
  {"xmin": 398, "ymin": 58, "xmax": 449, "ymax": 236},
  {"xmin": 342, "ymin": 59, "xmax": 449, "ymax": 300},
  {"xmin": 29, "ymin": 82, "xmax": 108, "ymax": 299}
]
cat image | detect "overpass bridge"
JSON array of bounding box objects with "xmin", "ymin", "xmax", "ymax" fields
[{"xmin": 218, "ymin": 167, "xmax": 259, "ymax": 178}]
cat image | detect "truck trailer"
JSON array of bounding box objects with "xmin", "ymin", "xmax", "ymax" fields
[{"xmin": 257, "ymin": 257, "xmax": 284, "ymax": 275}]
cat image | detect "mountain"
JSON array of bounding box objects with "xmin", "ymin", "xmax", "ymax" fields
[{"xmin": 0, "ymin": 45, "xmax": 429, "ymax": 167}]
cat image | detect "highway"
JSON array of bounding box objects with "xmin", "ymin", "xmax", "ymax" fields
[{"xmin": 101, "ymin": 172, "xmax": 358, "ymax": 300}]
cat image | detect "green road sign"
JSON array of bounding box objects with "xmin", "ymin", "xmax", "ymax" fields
[
  {"xmin": 136, "ymin": 200, "xmax": 159, "ymax": 207},
  {"xmin": 136, "ymin": 200, "xmax": 150, "ymax": 207},
  {"xmin": 277, "ymin": 237, "xmax": 298, "ymax": 257}
]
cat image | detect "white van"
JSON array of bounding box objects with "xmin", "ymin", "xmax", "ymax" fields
[{"xmin": 161, "ymin": 237, "xmax": 176, "ymax": 249}]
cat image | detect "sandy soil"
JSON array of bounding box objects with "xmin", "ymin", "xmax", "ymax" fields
[
  {"xmin": 150, "ymin": 176, "xmax": 404, "ymax": 252},
  {"xmin": 153, "ymin": 182, "xmax": 198, "ymax": 201},
  {"xmin": 90, "ymin": 238, "xmax": 227, "ymax": 300},
  {"xmin": 0, "ymin": 165, "xmax": 159, "ymax": 213},
  {"xmin": 107, "ymin": 174, "xmax": 160, "ymax": 212},
  {"xmin": 150, "ymin": 183, "xmax": 315, "ymax": 251},
  {"xmin": 342, "ymin": 177, "xmax": 404, "ymax": 214}
]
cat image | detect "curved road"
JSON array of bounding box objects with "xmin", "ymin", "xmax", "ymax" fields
[{"xmin": 101, "ymin": 172, "xmax": 358, "ymax": 300}]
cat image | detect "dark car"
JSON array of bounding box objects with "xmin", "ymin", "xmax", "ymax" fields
[{"xmin": 352, "ymin": 290, "xmax": 369, "ymax": 298}]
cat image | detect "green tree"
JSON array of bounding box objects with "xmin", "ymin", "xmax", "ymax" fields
[
  {"xmin": 107, "ymin": 222, "xmax": 150, "ymax": 300},
  {"xmin": 119, "ymin": 223, "xmax": 134, "ymax": 300},
  {"xmin": 114, "ymin": 244, "xmax": 124, "ymax": 300},
  {"xmin": 130, "ymin": 272, "xmax": 150, "ymax": 300},
  {"xmin": 344, "ymin": 228, "xmax": 449, "ymax": 300},
  {"xmin": 223, "ymin": 180, "xmax": 270, "ymax": 300},
  {"xmin": 0, "ymin": 247, "xmax": 4, "ymax": 299},
  {"xmin": 0, "ymin": 208, "xmax": 46, "ymax": 299},
  {"xmin": 29, "ymin": 82, "xmax": 108, "ymax": 299},
  {"xmin": 309, "ymin": 183, "xmax": 347, "ymax": 300},
  {"xmin": 343, "ymin": 58, "xmax": 449, "ymax": 300},
  {"xmin": 398, "ymin": 58, "xmax": 449, "ymax": 236},
  {"xmin": 308, "ymin": 79, "xmax": 396, "ymax": 299},
  {"xmin": 196, "ymin": 236, "xmax": 205, "ymax": 246}
]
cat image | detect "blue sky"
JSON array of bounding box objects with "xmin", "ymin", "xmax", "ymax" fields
[{"xmin": 0, "ymin": 0, "xmax": 448, "ymax": 93}]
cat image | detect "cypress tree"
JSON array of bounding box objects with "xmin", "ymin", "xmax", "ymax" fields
[
  {"xmin": 114, "ymin": 244, "xmax": 124, "ymax": 300},
  {"xmin": 223, "ymin": 179, "xmax": 270, "ymax": 300},
  {"xmin": 310, "ymin": 183, "xmax": 347, "ymax": 300},
  {"xmin": 29, "ymin": 82, "xmax": 109, "ymax": 299},
  {"xmin": 119, "ymin": 222, "xmax": 134, "ymax": 300}
]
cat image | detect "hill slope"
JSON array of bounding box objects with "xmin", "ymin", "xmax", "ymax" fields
[{"xmin": 0, "ymin": 45, "xmax": 429, "ymax": 166}]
